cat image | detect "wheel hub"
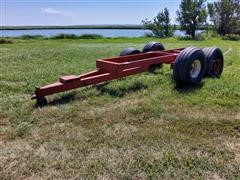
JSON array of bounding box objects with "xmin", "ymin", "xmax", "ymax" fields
[
  {"xmin": 211, "ymin": 58, "xmax": 222, "ymax": 75},
  {"xmin": 190, "ymin": 59, "xmax": 201, "ymax": 78}
]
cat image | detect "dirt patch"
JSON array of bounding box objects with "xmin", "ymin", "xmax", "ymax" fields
[
  {"xmin": 225, "ymin": 141, "xmax": 240, "ymax": 162},
  {"xmin": 163, "ymin": 104, "xmax": 237, "ymax": 121},
  {"xmin": 235, "ymin": 112, "xmax": 240, "ymax": 120},
  {"xmin": 206, "ymin": 173, "xmax": 226, "ymax": 180},
  {"xmin": 105, "ymin": 123, "xmax": 137, "ymax": 138}
]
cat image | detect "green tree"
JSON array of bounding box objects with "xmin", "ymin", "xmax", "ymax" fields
[
  {"xmin": 176, "ymin": 0, "xmax": 207, "ymax": 38},
  {"xmin": 208, "ymin": 0, "xmax": 240, "ymax": 36},
  {"xmin": 142, "ymin": 8, "xmax": 173, "ymax": 38}
]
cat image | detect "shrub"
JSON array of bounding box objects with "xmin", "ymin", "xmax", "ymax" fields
[
  {"xmin": 194, "ymin": 33, "xmax": 206, "ymax": 41},
  {"xmin": 78, "ymin": 34, "xmax": 103, "ymax": 39},
  {"xmin": 52, "ymin": 33, "xmax": 78, "ymax": 39},
  {"xmin": 51, "ymin": 33, "xmax": 103, "ymax": 39},
  {"xmin": 222, "ymin": 34, "xmax": 240, "ymax": 41},
  {"xmin": 20, "ymin": 34, "xmax": 44, "ymax": 39},
  {"xmin": 176, "ymin": 33, "xmax": 205, "ymax": 41},
  {"xmin": 176, "ymin": 35, "xmax": 192, "ymax": 41},
  {"xmin": 112, "ymin": 36, "xmax": 129, "ymax": 39},
  {"xmin": 0, "ymin": 38, "xmax": 13, "ymax": 44}
]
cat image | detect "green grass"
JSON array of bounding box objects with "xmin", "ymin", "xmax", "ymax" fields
[{"xmin": 0, "ymin": 37, "xmax": 239, "ymax": 179}]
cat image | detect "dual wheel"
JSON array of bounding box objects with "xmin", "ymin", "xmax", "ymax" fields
[
  {"xmin": 120, "ymin": 42, "xmax": 224, "ymax": 86},
  {"xmin": 173, "ymin": 47, "xmax": 224, "ymax": 86},
  {"xmin": 120, "ymin": 42, "xmax": 165, "ymax": 72},
  {"xmin": 119, "ymin": 42, "xmax": 165, "ymax": 56}
]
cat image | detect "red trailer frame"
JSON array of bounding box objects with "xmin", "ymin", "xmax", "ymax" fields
[
  {"xmin": 33, "ymin": 48, "xmax": 184, "ymax": 101},
  {"xmin": 32, "ymin": 41, "xmax": 224, "ymax": 106}
]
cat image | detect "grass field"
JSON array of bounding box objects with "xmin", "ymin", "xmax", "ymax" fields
[{"xmin": 0, "ymin": 37, "xmax": 239, "ymax": 179}]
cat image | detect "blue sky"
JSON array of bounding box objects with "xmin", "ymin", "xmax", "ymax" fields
[{"xmin": 1, "ymin": 0, "xmax": 215, "ymax": 26}]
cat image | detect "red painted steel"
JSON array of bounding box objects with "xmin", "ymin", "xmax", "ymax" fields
[{"xmin": 34, "ymin": 48, "xmax": 184, "ymax": 99}]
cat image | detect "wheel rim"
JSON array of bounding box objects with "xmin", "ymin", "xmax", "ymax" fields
[
  {"xmin": 190, "ymin": 59, "xmax": 201, "ymax": 78},
  {"xmin": 211, "ymin": 58, "xmax": 222, "ymax": 75}
]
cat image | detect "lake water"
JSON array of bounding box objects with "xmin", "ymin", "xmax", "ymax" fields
[{"xmin": 0, "ymin": 29, "xmax": 190, "ymax": 38}]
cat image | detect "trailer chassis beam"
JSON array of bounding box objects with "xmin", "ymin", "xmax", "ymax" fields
[{"xmin": 33, "ymin": 49, "xmax": 183, "ymax": 99}]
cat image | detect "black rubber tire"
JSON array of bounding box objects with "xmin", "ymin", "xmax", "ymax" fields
[
  {"xmin": 36, "ymin": 96, "xmax": 48, "ymax": 107},
  {"xmin": 143, "ymin": 42, "xmax": 165, "ymax": 72},
  {"xmin": 202, "ymin": 47, "xmax": 224, "ymax": 78},
  {"xmin": 173, "ymin": 47, "xmax": 207, "ymax": 86},
  {"xmin": 142, "ymin": 42, "xmax": 165, "ymax": 53},
  {"xmin": 119, "ymin": 48, "xmax": 141, "ymax": 56}
]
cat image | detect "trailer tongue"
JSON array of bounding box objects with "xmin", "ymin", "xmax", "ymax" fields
[{"xmin": 32, "ymin": 42, "xmax": 224, "ymax": 106}]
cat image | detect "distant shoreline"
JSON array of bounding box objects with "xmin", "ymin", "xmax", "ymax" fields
[
  {"xmin": 1, "ymin": 25, "xmax": 145, "ymax": 30},
  {"xmin": 0, "ymin": 25, "xmax": 207, "ymax": 31}
]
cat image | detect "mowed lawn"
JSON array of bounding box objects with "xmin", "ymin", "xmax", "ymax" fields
[{"xmin": 0, "ymin": 37, "xmax": 239, "ymax": 179}]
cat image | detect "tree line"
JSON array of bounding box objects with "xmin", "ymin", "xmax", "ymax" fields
[{"xmin": 142, "ymin": 0, "xmax": 240, "ymax": 39}]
